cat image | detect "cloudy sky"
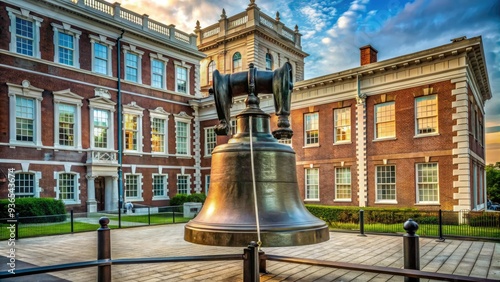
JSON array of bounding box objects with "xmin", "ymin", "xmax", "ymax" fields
[{"xmin": 110, "ymin": 0, "xmax": 500, "ymax": 164}]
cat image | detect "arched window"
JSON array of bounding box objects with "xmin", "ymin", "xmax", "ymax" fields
[
  {"xmin": 208, "ymin": 60, "xmax": 215, "ymax": 85},
  {"xmin": 265, "ymin": 53, "xmax": 273, "ymax": 71},
  {"xmin": 232, "ymin": 52, "xmax": 242, "ymax": 73}
]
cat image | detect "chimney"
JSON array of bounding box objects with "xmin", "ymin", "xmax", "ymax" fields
[{"xmin": 360, "ymin": 45, "xmax": 378, "ymax": 66}]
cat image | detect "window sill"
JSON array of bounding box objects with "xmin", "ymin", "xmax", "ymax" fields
[
  {"xmin": 151, "ymin": 153, "xmax": 169, "ymax": 158},
  {"xmin": 414, "ymin": 133, "xmax": 440, "ymax": 139},
  {"xmin": 414, "ymin": 203, "xmax": 440, "ymax": 206},
  {"xmin": 8, "ymin": 141, "xmax": 41, "ymax": 150},
  {"xmin": 375, "ymin": 201, "xmax": 398, "ymax": 204},
  {"xmin": 62, "ymin": 200, "xmax": 81, "ymax": 205},
  {"xmin": 304, "ymin": 199, "xmax": 320, "ymax": 202},
  {"xmin": 203, "ymin": 155, "xmax": 212, "ymax": 159},
  {"xmin": 175, "ymin": 155, "xmax": 192, "ymax": 159},
  {"xmin": 124, "ymin": 152, "xmax": 143, "ymax": 157},
  {"xmin": 334, "ymin": 199, "xmax": 352, "ymax": 202},
  {"xmin": 333, "ymin": 141, "xmax": 352, "ymax": 146},
  {"xmin": 152, "ymin": 196, "xmax": 170, "ymax": 201},
  {"xmin": 126, "ymin": 198, "xmax": 144, "ymax": 202},
  {"xmin": 372, "ymin": 137, "xmax": 397, "ymax": 142},
  {"xmin": 303, "ymin": 144, "xmax": 320, "ymax": 149}
]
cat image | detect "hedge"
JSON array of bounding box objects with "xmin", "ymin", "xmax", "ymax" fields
[
  {"xmin": 170, "ymin": 193, "xmax": 207, "ymax": 206},
  {"xmin": 0, "ymin": 198, "xmax": 67, "ymax": 223}
]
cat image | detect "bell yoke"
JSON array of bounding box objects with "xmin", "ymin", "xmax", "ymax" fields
[{"xmin": 184, "ymin": 63, "xmax": 330, "ymax": 247}]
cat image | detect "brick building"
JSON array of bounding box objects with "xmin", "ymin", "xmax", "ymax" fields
[
  {"xmin": 193, "ymin": 4, "xmax": 491, "ymax": 212},
  {"xmin": 0, "ymin": 0, "xmax": 205, "ymax": 212},
  {"xmin": 0, "ymin": 0, "xmax": 492, "ymax": 213}
]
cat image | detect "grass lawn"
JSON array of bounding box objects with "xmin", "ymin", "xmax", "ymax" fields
[{"xmin": 0, "ymin": 222, "xmax": 105, "ymax": 240}]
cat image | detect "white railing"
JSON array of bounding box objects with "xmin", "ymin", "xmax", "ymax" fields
[
  {"xmin": 259, "ymin": 16, "xmax": 275, "ymax": 29},
  {"xmin": 87, "ymin": 151, "xmax": 117, "ymax": 164},
  {"xmin": 282, "ymin": 29, "xmax": 294, "ymax": 41},
  {"xmin": 76, "ymin": 0, "xmax": 113, "ymax": 15},
  {"xmin": 148, "ymin": 20, "xmax": 170, "ymax": 37},
  {"xmin": 120, "ymin": 9, "xmax": 143, "ymax": 25},
  {"xmin": 229, "ymin": 15, "xmax": 248, "ymax": 28},
  {"xmin": 203, "ymin": 27, "xmax": 220, "ymax": 38},
  {"xmin": 175, "ymin": 31, "xmax": 190, "ymax": 43}
]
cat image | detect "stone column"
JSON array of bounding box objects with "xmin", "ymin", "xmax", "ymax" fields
[
  {"xmin": 86, "ymin": 175, "xmax": 97, "ymax": 213},
  {"xmin": 111, "ymin": 176, "xmax": 119, "ymax": 211}
]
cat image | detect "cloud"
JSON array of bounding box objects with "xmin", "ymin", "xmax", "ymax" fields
[{"xmin": 486, "ymin": 126, "xmax": 500, "ymax": 133}]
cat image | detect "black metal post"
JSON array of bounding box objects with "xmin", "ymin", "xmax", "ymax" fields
[
  {"xmin": 15, "ymin": 213, "xmax": 19, "ymax": 240},
  {"xmin": 259, "ymin": 250, "xmax": 267, "ymax": 274},
  {"xmin": 436, "ymin": 209, "xmax": 445, "ymax": 242},
  {"xmin": 172, "ymin": 208, "xmax": 175, "ymax": 224},
  {"xmin": 403, "ymin": 218, "xmax": 420, "ymax": 282},
  {"xmin": 97, "ymin": 217, "xmax": 111, "ymax": 282},
  {"xmin": 358, "ymin": 209, "xmax": 366, "ymax": 236},
  {"xmin": 148, "ymin": 206, "xmax": 151, "ymax": 225},
  {"xmin": 70, "ymin": 209, "xmax": 74, "ymax": 233},
  {"xmin": 243, "ymin": 241, "xmax": 259, "ymax": 282}
]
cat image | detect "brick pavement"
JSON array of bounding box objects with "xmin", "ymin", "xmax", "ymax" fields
[{"xmin": 0, "ymin": 223, "xmax": 499, "ymax": 281}]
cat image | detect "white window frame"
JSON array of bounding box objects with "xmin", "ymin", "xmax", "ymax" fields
[
  {"xmin": 51, "ymin": 23, "xmax": 81, "ymax": 68},
  {"xmin": 54, "ymin": 171, "xmax": 80, "ymax": 204},
  {"xmin": 152, "ymin": 174, "xmax": 169, "ymax": 200},
  {"xmin": 304, "ymin": 112, "xmax": 319, "ymax": 147},
  {"xmin": 205, "ymin": 174, "xmax": 210, "ymax": 194},
  {"xmin": 208, "ymin": 60, "xmax": 216, "ymax": 85},
  {"xmin": 416, "ymin": 163, "xmax": 439, "ymax": 204},
  {"xmin": 7, "ymin": 7, "xmax": 43, "ymax": 58},
  {"xmin": 123, "ymin": 45, "xmax": 144, "ymax": 83},
  {"xmin": 375, "ymin": 165, "xmax": 397, "ymax": 203},
  {"xmin": 177, "ymin": 174, "xmax": 191, "ymax": 195},
  {"xmin": 149, "ymin": 107, "xmax": 170, "ymax": 155},
  {"xmin": 305, "ymin": 168, "xmax": 319, "ymax": 201},
  {"xmin": 374, "ymin": 101, "xmax": 395, "ymax": 139},
  {"xmin": 8, "ymin": 80, "xmax": 43, "ymax": 147},
  {"xmin": 150, "ymin": 53, "xmax": 168, "ymax": 89},
  {"xmin": 124, "ymin": 173, "xmax": 143, "ymax": 201},
  {"xmin": 53, "ymin": 89, "xmax": 83, "ymax": 149},
  {"xmin": 174, "ymin": 112, "xmax": 193, "ymax": 157},
  {"xmin": 90, "ymin": 34, "xmax": 115, "ymax": 76},
  {"xmin": 122, "ymin": 102, "xmax": 144, "ymax": 154},
  {"xmin": 334, "ymin": 107, "xmax": 351, "ymax": 143},
  {"xmin": 204, "ymin": 126, "xmax": 217, "ymax": 157},
  {"xmin": 265, "ymin": 53, "xmax": 273, "ymax": 71},
  {"xmin": 231, "ymin": 119, "xmax": 238, "ymax": 136},
  {"xmin": 415, "ymin": 95, "xmax": 438, "ymax": 136},
  {"xmin": 174, "ymin": 61, "xmax": 191, "ymax": 94},
  {"xmin": 14, "ymin": 171, "xmax": 41, "ymax": 198},
  {"xmin": 335, "ymin": 167, "xmax": 351, "ymax": 201},
  {"xmin": 88, "ymin": 96, "xmax": 116, "ymax": 150}
]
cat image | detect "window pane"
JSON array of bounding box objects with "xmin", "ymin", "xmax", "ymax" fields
[
  {"xmin": 304, "ymin": 113, "xmax": 319, "ymax": 145},
  {"xmin": 176, "ymin": 121, "xmax": 188, "ymax": 155},
  {"xmin": 417, "ymin": 163, "xmax": 439, "ymax": 203},
  {"xmin": 16, "ymin": 96, "xmax": 35, "ymax": 142},
  {"xmin": 126, "ymin": 53, "xmax": 139, "ymax": 82},
  {"xmin": 177, "ymin": 175, "xmax": 189, "ymax": 194},
  {"xmin": 305, "ymin": 168, "xmax": 319, "ymax": 200},
  {"xmin": 59, "ymin": 173, "xmax": 75, "ymax": 200},
  {"xmin": 334, "ymin": 107, "xmax": 351, "ymax": 142},
  {"xmin": 15, "ymin": 173, "xmax": 34, "ymax": 197},
  {"xmin": 58, "ymin": 32, "xmax": 74, "ymax": 65},
  {"xmin": 124, "ymin": 114, "xmax": 138, "ymax": 151},
  {"xmin": 153, "ymin": 175, "xmax": 165, "ymax": 197},
  {"xmin": 152, "ymin": 59, "xmax": 164, "ymax": 88},
  {"xmin": 208, "ymin": 61, "xmax": 215, "ymax": 84},
  {"xmin": 233, "ymin": 52, "xmax": 242, "ymax": 72},
  {"xmin": 125, "ymin": 175, "xmax": 139, "ymax": 198},
  {"xmin": 93, "ymin": 109, "xmax": 109, "ymax": 148},
  {"xmin": 59, "ymin": 104, "xmax": 76, "ymax": 146},
  {"xmin": 265, "ymin": 53, "xmax": 273, "ymax": 71},
  {"xmin": 416, "ymin": 95, "xmax": 438, "ymax": 134},
  {"xmin": 205, "ymin": 127, "xmax": 216, "ymax": 155},
  {"xmin": 94, "ymin": 43, "xmax": 107, "ymax": 74},
  {"xmin": 376, "ymin": 166, "xmax": 396, "ymax": 201},
  {"xmin": 16, "ymin": 18, "xmax": 34, "ymax": 56},
  {"xmin": 335, "ymin": 167, "xmax": 351, "ymax": 199},
  {"xmin": 152, "ymin": 118, "xmax": 165, "ymax": 153},
  {"xmin": 176, "ymin": 67, "xmax": 187, "ymax": 93},
  {"xmin": 375, "ymin": 102, "xmax": 395, "ymax": 138}
]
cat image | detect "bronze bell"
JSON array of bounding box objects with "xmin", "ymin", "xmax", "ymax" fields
[{"xmin": 184, "ymin": 63, "xmax": 329, "ymax": 247}]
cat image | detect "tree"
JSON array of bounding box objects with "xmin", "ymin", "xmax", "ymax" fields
[{"xmin": 486, "ymin": 162, "xmax": 500, "ymax": 203}]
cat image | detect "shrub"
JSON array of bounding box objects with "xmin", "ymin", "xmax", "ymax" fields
[
  {"xmin": 468, "ymin": 211, "xmax": 500, "ymax": 228},
  {"xmin": 170, "ymin": 193, "xmax": 206, "ymax": 206},
  {"xmin": 0, "ymin": 198, "xmax": 67, "ymax": 223}
]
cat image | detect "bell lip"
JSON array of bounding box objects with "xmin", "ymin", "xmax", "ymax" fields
[
  {"xmin": 184, "ymin": 219, "xmax": 329, "ymax": 232},
  {"xmin": 184, "ymin": 224, "xmax": 330, "ymax": 247}
]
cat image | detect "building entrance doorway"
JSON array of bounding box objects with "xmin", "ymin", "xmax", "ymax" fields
[{"xmin": 95, "ymin": 176, "xmax": 105, "ymax": 211}]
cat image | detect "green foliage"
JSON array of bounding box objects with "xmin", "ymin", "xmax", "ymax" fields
[
  {"xmin": 170, "ymin": 193, "xmax": 206, "ymax": 206},
  {"xmin": 468, "ymin": 211, "xmax": 500, "ymax": 228},
  {"xmin": 486, "ymin": 163, "xmax": 500, "ymax": 203},
  {"xmin": 0, "ymin": 198, "xmax": 67, "ymax": 223}
]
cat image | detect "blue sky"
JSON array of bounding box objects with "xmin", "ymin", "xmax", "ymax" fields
[{"xmin": 112, "ymin": 0, "xmax": 500, "ymax": 164}]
